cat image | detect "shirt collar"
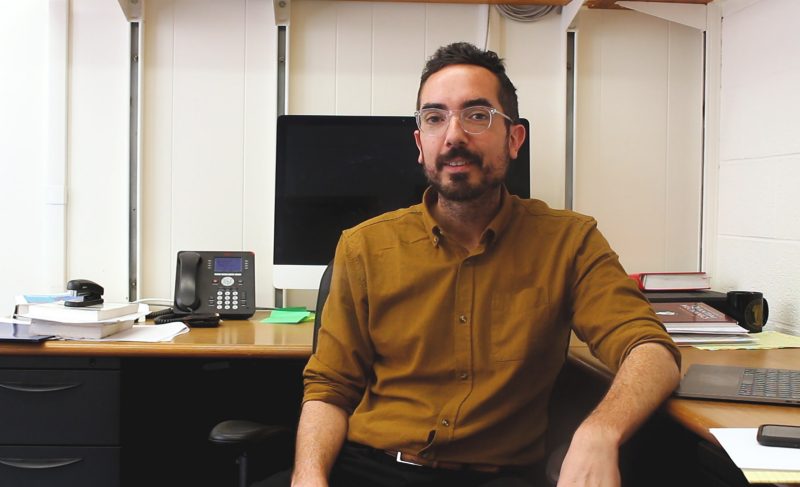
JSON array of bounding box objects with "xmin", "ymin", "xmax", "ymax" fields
[{"xmin": 420, "ymin": 186, "xmax": 516, "ymax": 248}]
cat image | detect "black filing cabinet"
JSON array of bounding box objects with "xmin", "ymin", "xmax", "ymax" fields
[{"xmin": 0, "ymin": 356, "xmax": 120, "ymax": 486}]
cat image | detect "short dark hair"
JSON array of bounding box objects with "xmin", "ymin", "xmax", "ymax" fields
[{"xmin": 417, "ymin": 42, "xmax": 519, "ymax": 123}]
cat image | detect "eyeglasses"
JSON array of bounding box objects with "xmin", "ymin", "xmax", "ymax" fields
[{"xmin": 414, "ymin": 106, "xmax": 514, "ymax": 136}]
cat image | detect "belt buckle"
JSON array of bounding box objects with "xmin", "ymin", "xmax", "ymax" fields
[{"xmin": 395, "ymin": 452, "xmax": 423, "ymax": 467}]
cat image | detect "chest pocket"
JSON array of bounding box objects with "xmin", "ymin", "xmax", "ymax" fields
[{"xmin": 490, "ymin": 286, "xmax": 551, "ymax": 362}]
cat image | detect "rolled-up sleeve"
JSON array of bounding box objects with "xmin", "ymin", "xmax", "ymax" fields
[
  {"xmin": 569, "ymin": 219, "xmax": 681, "ymax": 372},
  {"xmin": 302, "ymin": 232, "xmax": 374, "ymax": 413}
]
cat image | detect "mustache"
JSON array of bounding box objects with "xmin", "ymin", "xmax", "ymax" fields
[{"xmin": 435, "ymin": 146, "xmax": 482, "ymax": 170}]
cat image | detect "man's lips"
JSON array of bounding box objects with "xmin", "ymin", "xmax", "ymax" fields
[
  {"xmin": 436, "ymin": 148, "xmax": 481, "ymax": 171},
  {"xmin": 442, "ymin": 159, "xmax": 470, "ymax": 170}
]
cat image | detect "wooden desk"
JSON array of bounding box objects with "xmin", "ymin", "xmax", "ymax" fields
[
  {"xmin": 0, "ymin": 311, "xmax": 315, "ymax": 358},
  {"xmin": 568, "ymin": 340, "xmax": 800, "ymax": 443},
  {"xmin": 0, "ymin": 313, "xmax": 314, "ymax": 487},
  {"xmin": 566, "ymin": 340, "xmax": 800, "ymax": 486}
]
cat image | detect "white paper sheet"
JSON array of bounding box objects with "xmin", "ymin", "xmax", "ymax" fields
[
  {"xmin": 710, "ymin": 428, "xmax": 800, "ymax": 471},
  {"xmin": 84, "ymin": 322, "xmax": 190, "ymax": 342}
]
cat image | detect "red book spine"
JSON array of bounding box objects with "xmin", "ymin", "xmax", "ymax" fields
[{"xmin": 628, "ymin": 273, "xmax": 646, "ymax": 291}]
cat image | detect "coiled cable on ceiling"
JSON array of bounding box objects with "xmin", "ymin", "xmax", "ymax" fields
[{"xmin": 494, "ymin": 4, "xmax": 560, "ymax": 22}]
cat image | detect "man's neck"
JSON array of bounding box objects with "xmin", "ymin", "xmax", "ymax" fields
[{"xmin": 432, "ymin": 187, "xmax": 503, "ymax": 251}]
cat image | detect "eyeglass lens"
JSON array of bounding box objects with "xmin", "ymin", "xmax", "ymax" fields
[{"xmin": 417, "ymin": 107, "xmax": 496, "ymax": 135}]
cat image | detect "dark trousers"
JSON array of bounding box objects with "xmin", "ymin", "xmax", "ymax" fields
[{"xmin": 254, "ymin": 442, "xmax": 544, "ymax": 487}]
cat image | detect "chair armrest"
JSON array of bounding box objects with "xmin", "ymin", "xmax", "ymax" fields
[{"xmin": 209, "ymin": 420, "xmax": 291, "ymax": 447}]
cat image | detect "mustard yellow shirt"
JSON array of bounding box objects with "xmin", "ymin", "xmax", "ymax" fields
[{"xmin": 303, "ymin": 188, "xmax": 680, "ymax": 467}]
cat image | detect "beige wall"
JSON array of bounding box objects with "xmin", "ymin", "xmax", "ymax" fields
[
  {"xmin": 0, "ymin": 0, "xmax": 130, "ymax": 312},
  {"xmin": 141, "ymin": 0, "xmax": 277, "ymax": 306},
  {"xmin": 140, "ymin": 0, "xmax": 569, "ymax": 307},
  {"xmin": 573, "ymin": 8, "xmax": 704, "ymax": 274},
  {"xmin": 715, "ymin": 0, "xmax": 800, "ymax": 335}
]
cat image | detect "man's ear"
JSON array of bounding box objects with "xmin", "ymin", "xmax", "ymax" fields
[
  {"xmin": 507, "ymin": 123, "xmax": 526, "ymax": 160},
  {"xmin": 414, "ymin": 130, "xmax": 424, "ymax": 164}
]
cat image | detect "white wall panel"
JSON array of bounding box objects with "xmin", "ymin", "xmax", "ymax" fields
[
  {"xmin": 335, "ymin": 3, "xmax": 374, "ymax": 115},
  {"xmin": 141, "ymin": 0, "xmax": 278, "ymax": 305},
  {"xmin": 717, "ymin": 0, "xmax": 800, "ymax": 335},
  {"xmin": 664, "ymin": 21, "xmax": 703, "ymax": 270},
  {"xmin": 289, "ymin": 0, "xmax": 486, "ymax": 117},
  {"xmin": 170, "ymin": 0, "xmax": 245, "ymax": 253},
  {"xmin": 574, "ymin": 9, "xmax": 702, "ymax": 274},
  {"xmin": 719, "ymin": 0, "xmax": 800, "ymax": 161},
  {"xmin": 371, "ymin": 2, "xmax": 428, "ymax": 115},
  {"xmin": 289, "ymin": 0, "xmax": 337, "ymax": 114},
  {"xmin": 0, "ymin": 0, "xmax": 49, "ymax": 311},
  {"xmin": 424, "ymin": 3, "xmax": 487, "ymax": 59},
  {"xmin": 141, "ymin": 0, "xmax": 176, "ymax": 300},
  {"xmin": 67, "ymin": 0, "xmax": 130, "ymax": 300}
]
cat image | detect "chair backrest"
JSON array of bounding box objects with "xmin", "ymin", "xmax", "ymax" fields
[{"xmin": 312, "ymin": 260, "xmax": 334, "ymax": 353}]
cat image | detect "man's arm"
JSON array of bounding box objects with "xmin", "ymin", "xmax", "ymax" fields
[
  {"xmin": 291, "ymin": 400, "xmax": 349, "ymax": 487},
  {"xmin": 556, "ymin": 342, "xmax": 680, "ymax": 487}
]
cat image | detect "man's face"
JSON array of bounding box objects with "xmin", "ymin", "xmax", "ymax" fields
[{"xmin": 414, "ymin": 64, "xmax": 525, "ymax": 202}]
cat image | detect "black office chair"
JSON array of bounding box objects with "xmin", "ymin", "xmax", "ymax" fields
[{"xmin": 209, "ymin": 260, "xmax": 335, "ymax": 487}]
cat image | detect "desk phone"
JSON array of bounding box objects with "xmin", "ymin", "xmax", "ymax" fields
[{"xmin": 175, "ymin": 251, "xmax": 256, "ymax": 319}]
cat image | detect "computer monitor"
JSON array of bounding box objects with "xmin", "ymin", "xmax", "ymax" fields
[{"xmin": 273, "ymin": 114, "xmax": 531, "ymax": 289}]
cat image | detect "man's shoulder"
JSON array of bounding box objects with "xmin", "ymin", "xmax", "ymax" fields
[
  {"xmin": 513, "ymin": 197, "xmax": 596, "ymax": 227},
  {"xmin": 343, "ymin": 204, "xmax": 425, "ymax": 239}
]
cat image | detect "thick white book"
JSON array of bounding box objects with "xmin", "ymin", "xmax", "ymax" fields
[
  {"xmin": 30, "ymin": 318, "xmax": 135, "ymax": 339},
  {"xmin": 22, "ymin": 302, "xmax": 141, "ymax": 323}
]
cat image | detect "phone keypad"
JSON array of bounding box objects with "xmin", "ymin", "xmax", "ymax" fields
[{"xmin": 210, "ymin": 289, "xmax": 247, "ymax": 311}]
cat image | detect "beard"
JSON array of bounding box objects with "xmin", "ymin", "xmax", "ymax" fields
[{"xmin": 424, "ymin": 145, "xmax": 509, "ymax": 202}]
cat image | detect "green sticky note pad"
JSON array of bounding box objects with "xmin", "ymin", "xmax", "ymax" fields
[{"xmin": 262, "ymin": 310, "xmax": 311, "ymax": 324}]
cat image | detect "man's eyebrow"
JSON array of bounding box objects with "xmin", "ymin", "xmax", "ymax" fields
[
  {"xmin": 462, "ymin": 98, "xmax": 494, "ymax": 109},
  {"xmin": 420, "ymin": 99, "xmax": 496, "ymax": 111}
]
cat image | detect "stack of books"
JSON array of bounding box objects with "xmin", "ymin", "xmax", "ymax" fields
[
  {"xmin": 21, "ymin": 302, "xmax": 147, "ymax": 339},
  {"xmin": 652, "ymin": 301, "xmax": 753, "ymax": 345},
  {"xmin": 629, "ymin": 271, "xmax": 711, "ymax": 291}
]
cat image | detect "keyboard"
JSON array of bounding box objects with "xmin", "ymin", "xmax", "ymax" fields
[{"xmin": 738, "ymin": 367, "xmax": 800, "ymax": 401}]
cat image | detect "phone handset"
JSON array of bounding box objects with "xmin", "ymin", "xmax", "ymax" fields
[
  {"xmin": 145, "ymin": 251, "xmax": 220, "ymax": 327},
  {"xmin": 175, "ymin": 251, "xmax": 202, "ymax": 312}
]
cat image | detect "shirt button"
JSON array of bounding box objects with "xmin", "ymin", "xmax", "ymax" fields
[
  {"xmin": 459, "ymin": 315, "xmax": 468, "ymax": 324},
  {"xmin": 441, "ymin": 419, "xmax": 450, "ymax": 427},
  {"xmin": 459, "ymin": 372, "xmax": 469, "ymax": 380}
]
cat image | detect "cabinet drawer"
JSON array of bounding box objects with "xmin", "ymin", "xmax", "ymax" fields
[
  {"xmin": 0, "ymin": 445, "xmax": 119, "ymax": 487},
  {"xmin": 0, "ymin": 369, "xmax": 119, "ymax": 444}
]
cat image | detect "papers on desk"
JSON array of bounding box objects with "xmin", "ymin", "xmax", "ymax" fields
[
  {"xmin": 670, "ymin": 333, "xmax": 756, "ymax": 345},
  {"xmin": 692, "ymin": 330, "xmax": 800, "ymax": 351},
  {"xmin": 710, "ymin": 428, "xmax": 800, "ymax": 484},
  {"xmin": 63, "ymin": 322, "xmax": 189, "ymax": 342}
]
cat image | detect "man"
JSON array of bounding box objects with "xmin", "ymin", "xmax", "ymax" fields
[{"xmin": 263, "ymin": 42, "xmax": 680, "ymax": 487}]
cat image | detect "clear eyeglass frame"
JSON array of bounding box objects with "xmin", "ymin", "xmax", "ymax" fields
[{"xmin": 414, "ymin": 106, "xmax": 514, "ymax": 136}]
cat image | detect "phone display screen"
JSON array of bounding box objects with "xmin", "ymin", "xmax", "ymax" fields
[{"xmin": 214, "ymin": 257, "xmax": 243, "ymax": 273}]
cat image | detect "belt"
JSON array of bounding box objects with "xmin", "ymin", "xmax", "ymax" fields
[{"xmin": 384, "ymin": 450, "xmax": 503, "ymax": 473}]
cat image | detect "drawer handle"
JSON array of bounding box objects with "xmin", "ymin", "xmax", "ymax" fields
[
  {"xmin": 0, "ymin": 382, "xmax": 81, "ymax": 393},
  {"xmin": 0, "ymin": 457, "xmax": 83, "ymax": 469}
]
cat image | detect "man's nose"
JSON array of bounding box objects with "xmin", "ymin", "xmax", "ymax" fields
[{"xmin": 444, "ymin": 113, "xmax": 468, "ymax": 146}]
